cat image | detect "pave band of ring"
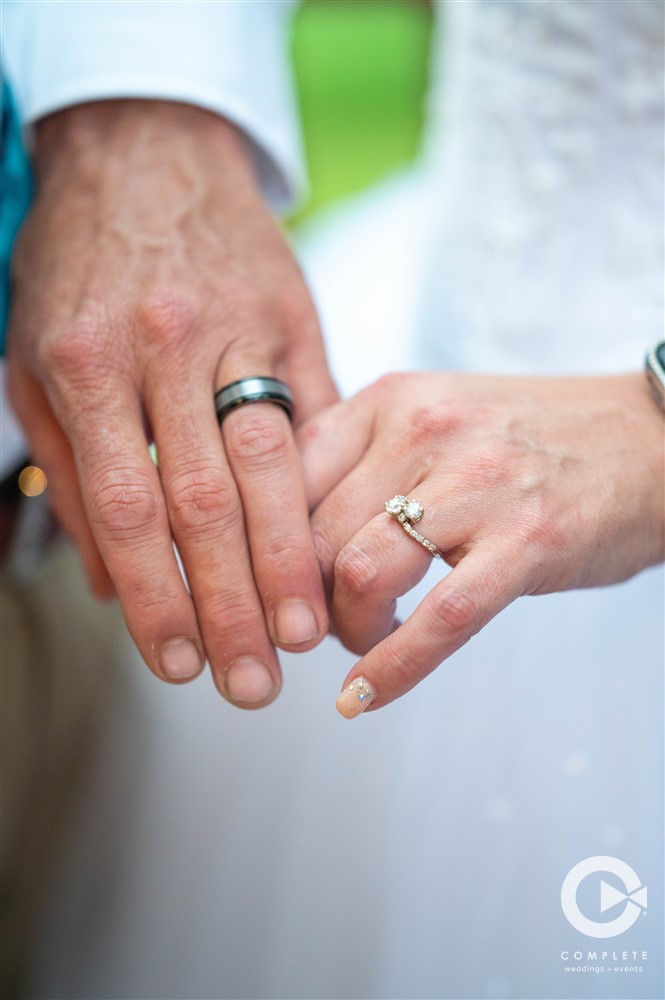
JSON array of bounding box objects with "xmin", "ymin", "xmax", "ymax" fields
[
  {"xmin": 214, "ymin": 377, "xmax": 294, "ymax": 423},
  {"xmin": 385, "ymin": 495, "xmax": 442, "ymax": 559}
]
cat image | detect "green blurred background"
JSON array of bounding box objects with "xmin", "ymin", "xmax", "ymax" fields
[{"xmin": 290, "ymin": 0, "xmax": 433, "ymax": 224}]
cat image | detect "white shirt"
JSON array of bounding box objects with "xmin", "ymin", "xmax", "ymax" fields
[
  {"xmin": 2, "ymin": 0, "xmax": 303, "ymax": 210},
  {"xmin": 1, "ymin": 0, "xmax": 301, "ymax": 475}
]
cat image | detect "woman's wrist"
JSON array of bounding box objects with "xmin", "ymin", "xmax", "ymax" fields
[
  {"xmin": 607, "ymin": 372, "xmax": 664, "ymax": 566},
  {"xmin": 640, "ymin": 367, "xmax": 665, "ymax": 564}
]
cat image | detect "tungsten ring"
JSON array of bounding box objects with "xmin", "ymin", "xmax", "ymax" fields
[{"xmin": 214, "ymin": 377, "xmax": 294, "ymax": 423}]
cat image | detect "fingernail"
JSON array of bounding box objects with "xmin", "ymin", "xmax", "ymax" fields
[
  {"xmin": 336, "ymin": 676, "xmax": 377, "ymax": 719},
  {"xmin": 225, "ymin": 657, "xmax": 275, "ymax": 705},
  {"xmin": 274, "ymin": 600, "xmax": 318, "ymax": 646},
  {"xmin": 160, "ymin": 637, "xmax": 203, "ymax": 680}
]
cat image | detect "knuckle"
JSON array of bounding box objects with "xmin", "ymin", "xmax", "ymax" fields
[
  {"xmin": 334, "ymin": 543, "xmax": 380, "ymax": 597},
  {"xmin": 405, "ymin": 401, "xmax": 466, "ymax": 448},
  {"xmin": 38, "ymin": 322, "xmax": 108, "ymax": 385},
  {"xmin": 89, "ymin": 470, "xmax": 162, "ymax": 540},
  {"xmin": 135, "ymin": 293, "xmax": 197, "ymax": 353},
  {"xmin": 169, "ymin": 466, "xmax": 237, "ymax": 535},
  {"xmin": 204, "ymin": 592, "xmax": 264, "ymax": 644},
  {"xmin": 382, "ymin": 639, "xmax": 423, "ymax": 690},
  {"xmin": 429, "ymin": 586, "xmax": 479, "ymax": 639},
  {"xmin": 261, "ymin": 534, "xmax": 309, "ymax": 570},
  {"xmin": 224, "ymin": 410, "xmax": 290, "ymax": 468},
  {"xmin": 123, "ymin": 575, "xmax": 182, "ymax": 616}
]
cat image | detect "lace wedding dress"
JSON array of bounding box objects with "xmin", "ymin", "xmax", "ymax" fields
[{"xmin": 29, "ymin": 4, "xmax": 663, "ymax": 999}]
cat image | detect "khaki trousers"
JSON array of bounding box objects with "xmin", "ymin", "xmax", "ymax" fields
[{"xmin": 1, "ymin": 533, "xmax": 125, "ymax": 997}]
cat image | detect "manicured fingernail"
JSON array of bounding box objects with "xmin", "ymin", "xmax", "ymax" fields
[
  {"xmin": 275, "ymin": 600, "xmax": 318, "ymax": 645},
  {"xmin": 225, "ymin": 657, "xmax": 275, "ymax": 705},
  {"xmin": 336, "ymin": 676, "xmax": 377, "ymax": 719},
  {"xmin": 160, "ymin": 637, "xmax": 203, "ymax": 680}
]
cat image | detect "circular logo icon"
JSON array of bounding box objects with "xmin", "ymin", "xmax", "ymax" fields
[{"xmin": 561, "ymin": 856, "xmax": 647, "ymax": 939}]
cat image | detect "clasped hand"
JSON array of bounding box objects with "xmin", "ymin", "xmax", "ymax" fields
[
  {"xmin": 299, "ymin": 371, "xmax": 663, "ymax": 715},
  {"xmin": 8, "ymin": 102, "xmax": 663, "ymax": 716},
  {"xmin": 7, "ymin": 101, "xmax": 337, "ymax": 707}
]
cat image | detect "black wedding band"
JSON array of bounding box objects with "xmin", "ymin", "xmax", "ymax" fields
[{"xmin": 214, "ymin": 377, "xmax": 294, "ymax": 423}]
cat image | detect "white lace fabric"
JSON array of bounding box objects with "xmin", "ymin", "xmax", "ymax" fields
[{"xmin": 420, "ymin": 0, "xmax": 664, "ymax": 375}]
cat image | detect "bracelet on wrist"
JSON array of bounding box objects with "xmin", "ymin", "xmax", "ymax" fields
[{"xmin": 645, "ymin": 341, "xmax": 665, "ymax": 412}]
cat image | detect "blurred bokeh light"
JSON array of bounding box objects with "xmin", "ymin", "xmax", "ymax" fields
[{"xmin": 18, "ymin": 465, "xmax": 47, "ymax": 497}]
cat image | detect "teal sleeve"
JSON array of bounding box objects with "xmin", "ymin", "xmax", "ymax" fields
[{"xmin": 1, "ymin": 77, "xmax": 33, "ymax": 355}]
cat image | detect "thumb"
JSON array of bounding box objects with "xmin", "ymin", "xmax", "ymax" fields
[{"xmin": 296, "ymin": 389, "xmax": 375, "ymax": 511}]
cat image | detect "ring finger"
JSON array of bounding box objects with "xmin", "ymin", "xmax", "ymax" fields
[
  {"xmin": 150, "ymin": 370, "xmax": 283, "ymax": 708},
  {"xmin": 312, "ymin": 467, "xmax": 458, "ymax": 652},
  {"xmin": 219, "ymin": 371, "xmax": 328, "ymax": 652},
  {"xmin": 333, "ymin": 483, "xmax": 454, "ymax": 655}
]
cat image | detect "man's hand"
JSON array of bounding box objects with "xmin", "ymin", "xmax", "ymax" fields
[
  {"xmin": 298, "ymin": 372, "xmax": 664, "ymax": 716},
  {"xmin": 7, "ymin": 100, "xmax": 337, "ymax": 707}
]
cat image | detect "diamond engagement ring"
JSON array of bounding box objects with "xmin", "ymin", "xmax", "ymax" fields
[{"xmin": 385, "ymin": 495, "xmax": 442, "ymax": 558}]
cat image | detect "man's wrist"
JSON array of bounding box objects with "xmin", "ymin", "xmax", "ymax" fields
[{"xmin": 34, "ymin": 99, "xmax": 253, "ymax": 184}]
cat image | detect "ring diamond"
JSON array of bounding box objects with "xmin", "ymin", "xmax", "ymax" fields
[{"xmin": 385, "ymin": 495, "xmax": 442, "ymax": 559}]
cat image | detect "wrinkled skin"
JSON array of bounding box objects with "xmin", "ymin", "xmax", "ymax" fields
[
  {"xmin": 300, "ymin": 371, "xmax": 664, "ymax": 712},
  {"xmin": 7, "ymin": 100, "xmax": 338, "ymax": 707}
]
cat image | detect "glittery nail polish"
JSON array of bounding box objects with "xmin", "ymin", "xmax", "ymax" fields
[{"xmin": 336, "ymin": 676, "xmax": 377, "ymax": 719}]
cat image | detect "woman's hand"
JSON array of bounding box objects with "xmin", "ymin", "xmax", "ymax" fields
[
  {"xmin": 298, "ymin": 372, "xmax": 664, "ymax": 717},
  {"xmin": 7, "ymin": 100, "xmax": 337, "ymax": 708}
]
